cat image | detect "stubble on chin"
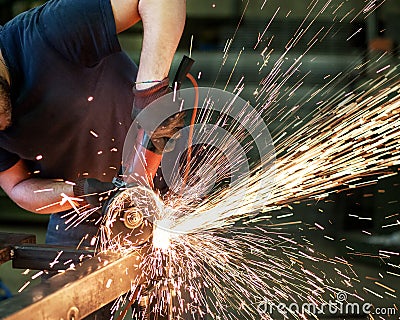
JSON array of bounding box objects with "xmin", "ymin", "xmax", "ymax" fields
[{"xmin": 0, "ymin": 76, "xmax": 12, "ymax": 130}]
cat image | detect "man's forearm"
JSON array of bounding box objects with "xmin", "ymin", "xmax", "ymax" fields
[
  {"xmin": 9, "ymin": 178, "xmax": 77, "ymax": 214},
  {"xmin": 136, "ymin": 0, "xmax": 186, "ymax": 89}
]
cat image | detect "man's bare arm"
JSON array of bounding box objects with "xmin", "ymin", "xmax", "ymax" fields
[
  {"xmin": 0, "ymin": 0, "xmax": 186, "ymax": 214},
  {"xmin": 0, "ymin": 160, "xmax": 76, "ymax": 214},
  {"xmin": 111, "ymin": 0, "xmax": 186, "ymax": 89}
]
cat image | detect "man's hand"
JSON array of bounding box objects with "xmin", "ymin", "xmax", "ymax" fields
[
  {"xmin": 132, "ymin": 77, "xmax": 185, "ymax": 154},
  {"xmin": 132, "ymin": 77, "xmax": 171, "ymax": 119},
  {"xmin": 149, "ymin": 111, "xmax": 186, "ymax": 153},
  {"xmin": 73, "ymin": 178, "xmax": 116, "ymax": 208}
]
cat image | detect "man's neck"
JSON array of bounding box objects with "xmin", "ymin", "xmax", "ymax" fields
[{"xmin": 0, "ymin": 50, "xmax": 10, "ymax": 85}]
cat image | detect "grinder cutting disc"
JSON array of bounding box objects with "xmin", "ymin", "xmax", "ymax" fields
[{"xmin": 102, "ymin": 185, "xmax": 163, "ymax": 249}]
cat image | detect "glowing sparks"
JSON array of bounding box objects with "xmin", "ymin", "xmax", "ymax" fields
[
  {"xmin": 49, "ymin": 251, "xmax": 63, "ymax": 269},
  {"xmin": 90, "ymin": 236, "xmax": 97, "ymax": 246},
  {"xmin": 31, "ymin": 271, "xmax": 44, "ymax": 280},
  {"xmin": 90, "ymin": 130, "xmax": 98, "ymax": 138},
  {"xmin": 152, "ymin": 219, "xmax": 173, "ymax": 251},
  {"xmin": 130, "ymin": 72, "xmax": 400, "ymax": 317},
  {"xmin": 60, "ymin": 192, "xmax": 82, "ymax": 214},
  {"xmin": 33, "ymin": 188, "xmax": 53, "ymax": 193},
  {"xmin": 106, "ymin": 279, "xmax": 113, "ymax": 288},
  {"xmin": 18, "ymin": 281, "xmax": 31, "ymax": 293}
]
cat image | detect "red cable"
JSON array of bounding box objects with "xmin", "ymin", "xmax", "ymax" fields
[
  {"xmin": 181, "ymin": 73, "xmax": 199, "ymax": 191},
  {"xmin": 116, "ymin": 285, "xmax": 142, "ymax": 320}
]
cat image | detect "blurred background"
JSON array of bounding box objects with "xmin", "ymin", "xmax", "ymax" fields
[{"xmin": 0, "ymin": 0, "xmax": 399, "ymax": 316}]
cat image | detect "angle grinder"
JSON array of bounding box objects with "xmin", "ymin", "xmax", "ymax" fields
[
  {"xmin": 100, "ymin": 183, "xmax": 164, "ymax": 249},
  {"xmin": 100, "ymin": 56, "xmax": 194, "ymax": 250}
]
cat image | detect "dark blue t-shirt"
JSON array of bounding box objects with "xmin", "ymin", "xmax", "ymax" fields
[{"xmin": 0, "ymin": 0, "xmax": 138, "ymax": 183}]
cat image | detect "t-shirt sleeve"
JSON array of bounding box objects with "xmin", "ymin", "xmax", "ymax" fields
[
  {"xmin": 38, "ymin": 0, "xmax": 121, "ymax": 66},
  {"xmin": 0, "ymin": 147, "xmax": 20, "ymax": 172}
]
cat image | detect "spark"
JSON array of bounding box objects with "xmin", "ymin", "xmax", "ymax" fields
[
  {"xmin": 90, "ymin": 236, "xmax": 97, "ymax": 246},
  {"xmin": 35, "ymin": 202, "xmax": 62, "ymax": 212},
  {"xmin": 90, "ymin": 130, "xmax": 98, "ymax": 138},
  {"xmin": 314, "ymin": 223, "xmax": 324, "ymax": 230},
  {"xmin": 253, "ymin": 7, "xmax": 280, "ymax": 50},
  {"xmin": 382, "ymin": 221, "xmax": 400, "ymax": 228},
  {"xmin": 189, "ymin": 34, "xmax": 194, "ymax": 58},
  {"xmin": 224, "ymin": 48, "xmax": 243, "ymax": 91},
  {"xmin": 106, "ymin": 279, "xmax": 113, "ymax": 288},
  {"xmin": 346, "ymin": 27, "xmax": 362, "ymax": 41},
  {"xmin": 385, "ymin": 291, "xmax": 397, "ymax": 299},
  {"xmin": 377, "ymin": 64, "xmax": 391, "ymax": 73},
  {"xmin": 33, "ymin": 188, "xmax": 53, "ymax": 193},
  {"xmin": 276, "ymin": 213, "xmax": 294, "ymax": 219},
  {"xmin": 153, "ymin": 218, "xmax": 174, "ymax": 251},
  {"xmin": 363, "ymin": 287, "xmax": 383, "ymax": 299},
  {"xmin": 379, "ymin": 250, "xmax": 399, "ymax": 256},
  {"xmin": 388, "ymin": 263, "xmax": 400, "ymax": 269},
  {"xmin": 31, "ymin": 271, "xmax": 44, "ymax": 280},
  {"xmin": 130, "ymin": 69, "xmax": 400, "ymax": 317},
  {"xmin": 18, "ymin": 281, "xmax": 31, "ymax": 293},
  {"xmin": 374, "ymin": 281, "xmax": 396, "ymax": 293},
  {"xmin": 170, "ymin": 81, "xmax": 400, "ymax": 235},
  {"xmin": 49, "ymin": 251, "xmax": 63, "ymax": 269}
]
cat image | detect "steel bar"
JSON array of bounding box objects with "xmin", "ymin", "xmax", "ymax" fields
[
  {"xmin": 0, "ymin": 232, "xmax": 36, "ymax": 265},
  {"xmin": 11, "ymin": 244, "xmax": 95, "ymax": 271},
  {"xmin": 0, "ymin": 246, "xmax": 149, "ymax": 320}
]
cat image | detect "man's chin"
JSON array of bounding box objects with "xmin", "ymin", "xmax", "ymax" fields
[{"xmin": 0, "ymin": 113, "xmax": 11, "ymax": 130}]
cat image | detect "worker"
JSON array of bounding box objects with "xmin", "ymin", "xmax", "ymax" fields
[
  {"xmin": 0, "ymin": 0, "xmax": 185, "ymax": 242},
  {"xmin": 0, "ymin": 0, "xmax": 186, "ymax": 318}
]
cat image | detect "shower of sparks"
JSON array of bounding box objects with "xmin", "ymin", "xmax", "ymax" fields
[
  {"xmin": 152, "ymin": 218, "xmax": 174, "ymax": 251},
  {"xmin": 164, "ymin": 73, "xmax": 400, "ymax": 233},
  {"xmin": 98, "ymin": 66, "xmax": 400, "ymax": 318}
]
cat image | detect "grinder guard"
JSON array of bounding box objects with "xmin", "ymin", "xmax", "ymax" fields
[{"xmin": 101, "ymin": 185, "xmax": 164, "ymax": 249}]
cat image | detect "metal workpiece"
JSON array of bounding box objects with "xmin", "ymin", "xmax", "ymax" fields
[
  {"xmin": 11, "ymin": 244, "xmax": 95, "ymax": 271},
  {"xmin": 0, "ymin": 186, "xmax": 161, "ymax": 320},
  {"xmin": 0, "ymin": 232, "xmax": 36, "ymax": 265},
  {"xmin": 0, "ymin": 246, "xmax": 150, "ymax": 320}
]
